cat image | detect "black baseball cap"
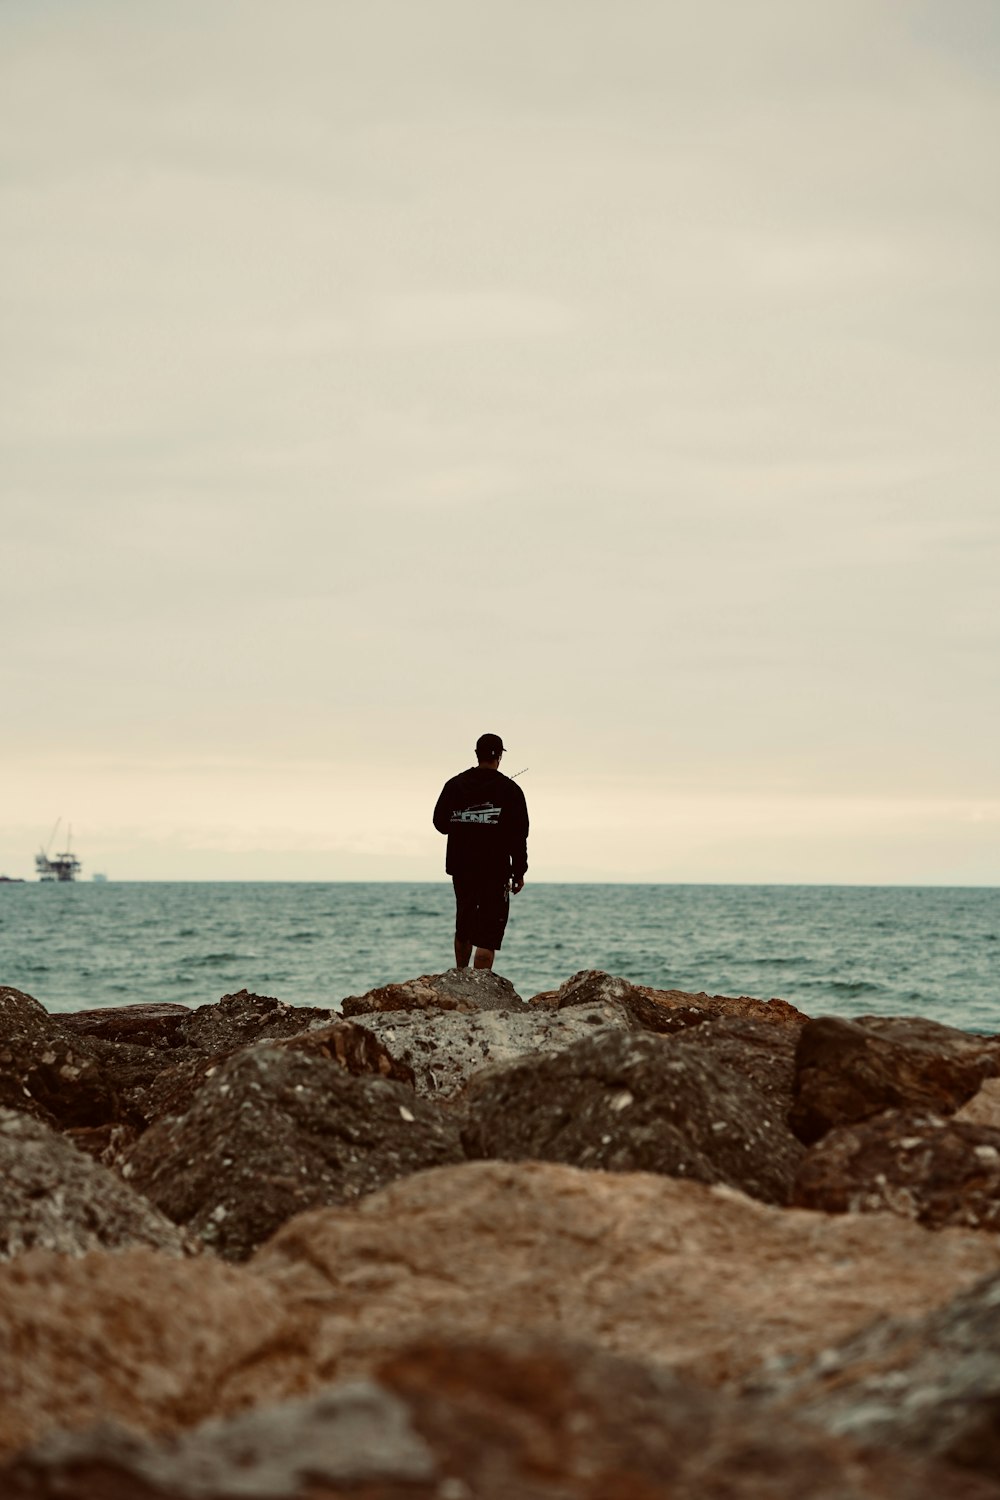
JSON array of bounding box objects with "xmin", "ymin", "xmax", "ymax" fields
[{"xmin": 476, "ymin": 733, "xmax": 505, "ymax": 759}]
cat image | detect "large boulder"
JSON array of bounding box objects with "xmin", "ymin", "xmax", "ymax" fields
[
  {"xmin": 2, "ymin": 1162, "xmax": 998, "ymax": 1464},
  {"xmin": 4, "ymin": 1333, "xmax": 995, "ymax": 1500},
  {"xmin": 358, "ymin": 1000, "xmax": 631, "ymax": 1098},
  {"xmin": 133, "ymin": 1018, "xmax": 415, "ymax": 1127},
  {"xmin": 792, "ymin": 1107, "xmax": 1000, "ymax": 1229},
  {"xmin": 460, "ymin": 1026, "xmax": 804, "ymax": 1204},
  {"xmin": 121, "ymin": 1045, "xmax": 464, "ymax": 1259},
  {"xmin": 251, "ymin": 1161, "xmax": 1000, "ymax": 1388},
  {"xmin": 789, "ymin": 1015, "xmax": 1000, "ymax": 1145},
  {"xmin": 753, "ymin": 1269, "xmax": 1000, "ymax": 1487},
  {"xmin": 0, "ymin": 986, "xmax": 119, "ymax": 1131},
  {"xmin": 342, "ymin": 968, "xmax": 523, "ymax": 1017},
  {"xmin": 58, "ymin": 1003, "xmax": 191, "ymax": 1048},
  {"xmin": 529, "ymin": 970, "xmax": 807, "ymax": 1032},
  {"xmin": 0, "ymin": 1110, "xmax": 192, "ymax": 1260}
]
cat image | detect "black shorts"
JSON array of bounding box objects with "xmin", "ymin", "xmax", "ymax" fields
[{"xmin": 452, "ymin": 871, "xmax": 511, "ymax": 951}]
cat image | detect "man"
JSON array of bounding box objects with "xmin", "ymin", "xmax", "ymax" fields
[{"xmin": 433, "ymin": 733, "xmax": 529, "ymax": 971}]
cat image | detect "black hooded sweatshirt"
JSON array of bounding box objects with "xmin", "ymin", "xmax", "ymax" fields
[{"xmin": 433, "ymin": 766, "xmax": 529, "ymax": 881}]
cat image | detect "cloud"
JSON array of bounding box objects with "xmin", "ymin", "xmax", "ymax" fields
[{"xmin": 1, "ymin": 1, "xmax": 998, "ymax": 880}]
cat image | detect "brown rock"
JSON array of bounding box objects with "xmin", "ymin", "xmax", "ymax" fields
[
  {"xmin": 0, "ymin": 985, "xmax": 51, "ymax": 1034},
  {"xmin": 955, "ymin": 1077, "xmax": 1000, "ymax": 1130},
  {"xmin": 789, "ymin": 1015, "xmax": 1000, "ymax": 1144},
  {"xmin": 671, "ymin": 1013, "xmax": 800, "ymax": 1113},
  {"xmin": 529, "ymin": 969, "xmax": 807, "ymax": 1033},
  {"xmin": 460, "ymin": 1025, "xmax": 804, "ymax": 1204},
  {"xmin": 271, "ymin": 1018, "xmax": 416, "ymax": 1086},
  {"xmin": 0, "ymin": 987, "xmax": 119, "ymax": 1131},
  {"xmin": 57, "ymin": 1003, "xmax": 191, "ymax": 1048},
  {"xmin": 792, "ymin": 1107, "xmax": 1000, "ymax": 1229},
  {"xmin": 754, "ymin": 1268, "xmax": 1000, "ymax": 1486},
  {"xmin": 342, "ymin": 967, "xmax": 523, "ymax": 1017},
  {"xmin": 121, "ymin": 1045, "xmax": 464, "ymax": 1259},
  {"xmin": 0, "ymin": 1109, "xmax": 193, "ymax": 1260},
  {"xmin": 5, "ymin": 1333, "xmax": 997, "ymax": 1500},
  {"xmin": 0, "ymin": 1248, "xmax": 307, "ymax": 1461},
  {"xmin": 357, "ymin": 1000, "xmax": 632, "ymax": 1098},
  {"xmin": 2, "ymin": 1163, "xmax": 999, "ymax": 1469},
  {"xmin": 633, "ymin": 981, "xmax": 807, "ymax": 1030},
  {"xmin": 60, "ymin": 1122, "xmax": 141, "ymax": 1168},
  {"xmin": 251, "ymin": 1161, "xmax": 1000, "ymax": 1389}
]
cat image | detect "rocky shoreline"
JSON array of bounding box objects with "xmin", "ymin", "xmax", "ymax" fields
[{"xmin": 2, "ymin": 970, "xmax": 1000, "ymax": 1497}]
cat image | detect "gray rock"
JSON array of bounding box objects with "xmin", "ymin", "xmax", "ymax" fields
[
  {"xmin": 5, "ymin": 1332, "xmax": 997, "ymax": 1500},
  {"xmin": 342, "ymin": 967, "xmax": 523, "ymax": 1017},
  {"xmin": 752, "ymin": 1269, "xmax": 1000, "ymax": 1484},
  {"xmin": 0, "ymin": 1109, "xmax": 193, "ymax": 1260},
  {"xmin": 0, "ymin": 1381, "xmax": 434, "ymax": 1498},
  {"xmin": 121, "ymin": 1045, "xmax": 464, "ymax": 1259},
  {"xmin": 359, "ymin": 1000, "xmax": 632, "ymax": 1098},
  {"xmin": 461, "ymin": 1025, "xmax": 805, "ymax": 1205}
]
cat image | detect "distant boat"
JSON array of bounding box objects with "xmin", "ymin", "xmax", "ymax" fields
[
  {"xmin": 92, "ymin": 872, "xmax": 108, "ymax": 883},
  {"xmin": 36, "ymin": 819, "xmax": 82, "ymax": 882}
]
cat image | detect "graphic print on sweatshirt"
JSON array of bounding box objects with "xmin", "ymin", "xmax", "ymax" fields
[{"xmin": 450, "ymin": 802, "xmax": 502, "ymax": 825}]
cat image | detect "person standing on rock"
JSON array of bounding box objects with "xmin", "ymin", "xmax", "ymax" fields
[{"xmin": 433, "ymin": 733, "xmax": 529, "ymax": 972}]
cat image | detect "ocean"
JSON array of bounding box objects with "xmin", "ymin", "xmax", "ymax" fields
[{"xmin": 1, "ymin": 881, "xmax": 997, "ymax": 1033}]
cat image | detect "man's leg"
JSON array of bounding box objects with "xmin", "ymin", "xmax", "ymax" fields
[
  {"xmin": 473, "ymin": 947, "xmax": 495, "ymax": 970},
  {"xmin": 455, "ymin": 936, "xmax": 473, "ymax": 968}
]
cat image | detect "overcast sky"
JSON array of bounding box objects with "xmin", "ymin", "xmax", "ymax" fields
[{"xmin": 2, "ymin": 0, "xmax": 998, "ymax": 883}]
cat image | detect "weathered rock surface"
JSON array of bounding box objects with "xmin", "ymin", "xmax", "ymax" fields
[
  {"xmin": 342, "ymin": 967, "xmax": 523, "ymax": 1017},
  {"xmin": 460, "ymin": 1026, "xmax": 804, "ymax": 1204},
  {"xmin": 530, "ymin": 969, "xmax": 807, "ymax": 1032},
  {"xmin": 58, "ymin": 1003, "xmax": 191, "ymax": 1048},
  {"xmin": 122, "ymin": 1045, "xmax": 463, "ymax": 1258},
  {"xmin": 176, "ymin": 988, "xmax": 334, "ymax": 1051},
  {"xmin": 133, "ymin": 1018, "xmax": 416, "ymax": 1127},
  {"xmin": 789, "ymin": 1014, "xmax": 1000, "ymax": 1144},
  {"xmin": 0, "ymin": 1248, "xmax": 305, "ymax": 1460},
  {"xmin": 956, "ymin": 1077, "xmax": 1000, "ymax": 1130},
  {"xmin": 0, "ymin": 1110, "xmax": 192, "ymax": 1260},
  {"xmin": 754, "ymin": 1269, "xmax": 1000, "ymax": 1486},
  {"xmin": 0, "ymin": 1381, "xmax": 435, "ymax": 1500},
  {"xmin": 5, "ymin": 1333, "xmax": 997, "ymax": 1500},
  {"xmin": 251, "ymin": 1161, "xmax": 1000, "ymax": 1388},
  {"xmin": 271, "ymin": 1018, "xmax": 416, "ymax": 1086},
  {"xmin": 670, "ymin": 1012, "xmax": 801, "ymax": 1112},
  {"xmin": 359, "ymin": 1000, "xmax": 631, "ymax": 1098},
  {"xmin": 792, "ymin": 1107, "xmax": 1000, "ymax": 1229},
  {"xmin": 3, "ymin": 1162, "xmax": 999, "ymax": 1465},
  {"xmin": 0, "ymin": 986, "xmax": 119, "ymax": 1130}
]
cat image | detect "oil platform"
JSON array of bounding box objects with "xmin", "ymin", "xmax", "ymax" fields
[{"xmin": 36, "ymin": 820, "xmax": 82, "ymax": 882}]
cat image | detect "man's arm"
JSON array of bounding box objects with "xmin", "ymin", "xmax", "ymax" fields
[{"xmin": 432, "ymin": 781, "xmax": 452, "ymax": 834}]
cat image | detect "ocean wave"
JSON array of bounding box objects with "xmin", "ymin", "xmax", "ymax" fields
[
  {"xmin": 742, "ymin": 956, "xmax": 812, "ymax": 967},
  {"xmin": 187, "ymin": 952, "xmax": 251, "ymax": 968}
]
